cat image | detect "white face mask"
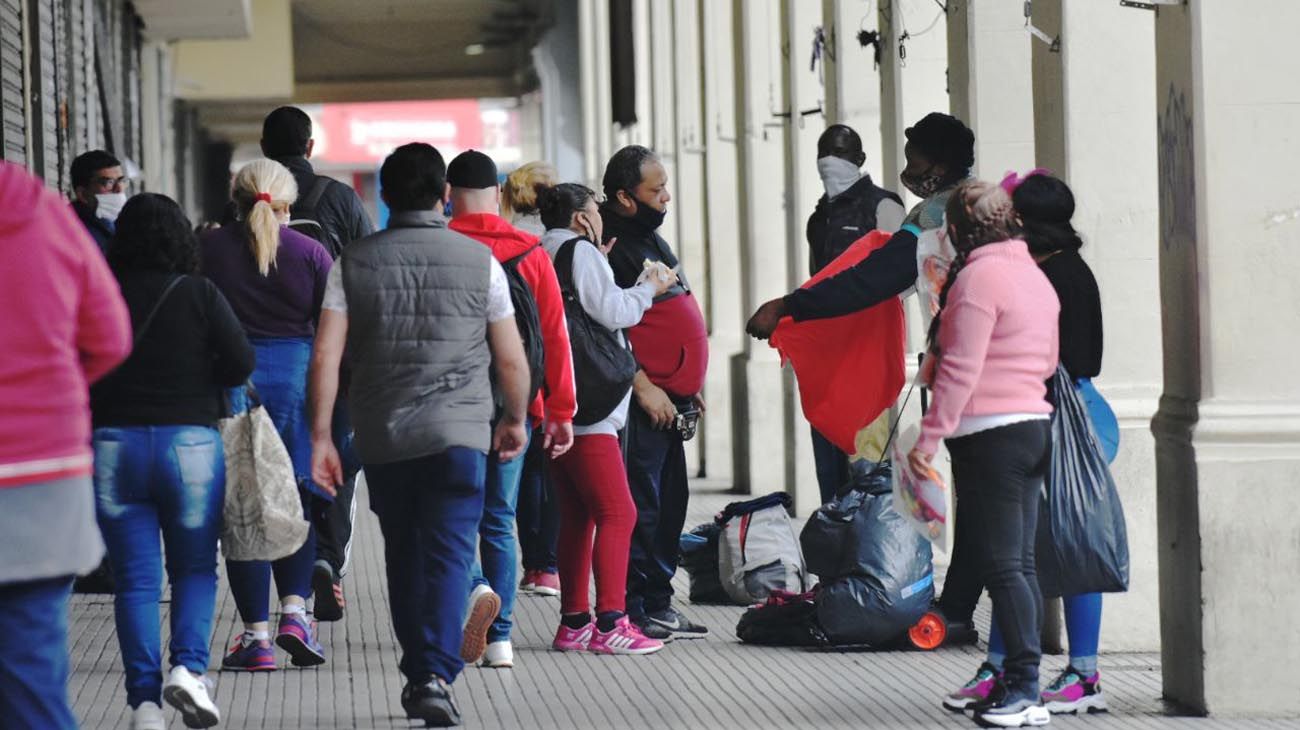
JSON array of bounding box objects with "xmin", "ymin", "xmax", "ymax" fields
[
  {"xmin": 817, "ymin": 156, "xmax": 861, "ymax": 199},
  {"xmin": 94, "ymin": 192, "xmax": 128, "ymax": 222}
]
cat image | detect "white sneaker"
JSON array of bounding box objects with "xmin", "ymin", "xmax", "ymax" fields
[
  {"xmin": 482, "ymin": 640, "xmax": 514, "ymax": 668},
  {"xmin": 131, "ymin": 701, "xmax": 166, "ymax": 730},
  {"xmin": 459, "ymin": 584, "xmax": 500, "ymax": 664},
  {"xmin": 162, "ymin": 666, "xmax": 220, "ymax": 728}
]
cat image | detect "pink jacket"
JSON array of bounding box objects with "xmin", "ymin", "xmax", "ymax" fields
[
  {"xmin": 0, "ymin": 163, "xmax": 131, "ymax": 487},
  {"xmin": 917, "ymin": 239, "xmax": 1059, "ymax": 455}
]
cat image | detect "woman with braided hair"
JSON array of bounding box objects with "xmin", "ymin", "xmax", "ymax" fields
[{"xmin": 907, "ymin": 180, "xmax": 1060, "ymax": 728}]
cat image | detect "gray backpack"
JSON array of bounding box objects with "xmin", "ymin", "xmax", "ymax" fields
[{"xmin": 716, "ymin": 493, "xmax": 809, "ymax": 605}]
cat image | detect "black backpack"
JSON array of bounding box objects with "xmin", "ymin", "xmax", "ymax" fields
[
  {"xmin": 289, "ymin": 176, "xmax": 342, "ymax": 257},
  {"xmin": 493, "ymin": 246, "xmax": 547, "ymax": 415},
  {"xmin": 555, "ymin": 238, "xmax": 638, "ymax": 425}
]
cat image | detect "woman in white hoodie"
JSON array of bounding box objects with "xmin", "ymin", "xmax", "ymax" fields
[{"xmin": 538, "ymin": 183, "xmax": 676, "ymax": 655}]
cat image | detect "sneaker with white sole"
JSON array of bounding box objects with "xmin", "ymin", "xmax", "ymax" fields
[
  {"xmin": 460, "ymin": 584, "xmax": 500, "ymax": 663},
  {"xmin": 588, "ymin": 616, "xmax": 665, "ymax": 655},
  {"xmin": 482, "ymin": 640, "xmax": 514, "ymax": 668},
  {"xmin": 552, "ymin": 622, "xmax": 594, "ymax": 652},
  {"xmin": 974, "ymin": 686, "xmax": 1051, "ymax": 728},
  {"xmin": 1041, "ymin": 667, "xmax": 1108, "ymax": 715},
  {"xmin": 131, "ymin": 701, "xmax": 166, "ymax": 730},
  {"xmin": 162, "ymin": 666, "xmax": 220, "ymax": 728}
]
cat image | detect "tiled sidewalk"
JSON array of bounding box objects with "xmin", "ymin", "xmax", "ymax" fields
[{"xmin": 69, "ymin": 481, "xmax": 1296, "ymax": 729}]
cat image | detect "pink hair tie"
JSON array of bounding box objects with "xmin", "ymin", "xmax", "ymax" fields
[
  {"xmin": 254, "ymin": 192, "xmax": 273, "ymax": 203},
  {"xmin": 999, "ymin": 167, "xmax": 1053, "ymax": 194}
]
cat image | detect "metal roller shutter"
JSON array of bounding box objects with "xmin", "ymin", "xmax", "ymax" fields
[
  {"xmin": 0, "ymin": 0, "xmax": 25, "ymax": 165},
  {"xmin": 35, "ymin": 0, "xmax": 59, "ymax": 183}
]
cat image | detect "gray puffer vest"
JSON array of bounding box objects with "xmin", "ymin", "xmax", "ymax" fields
[{"xmin": 341, "ymin": 210, "xmax": 493, "ymax": 464}]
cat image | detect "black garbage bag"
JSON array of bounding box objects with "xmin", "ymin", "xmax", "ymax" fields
[
  {"xmin": 736, "ymin": 589, "xmax": 828, "ymax": 646},
  {"xmin": 1037, "ymin": 366, "xmax": 1130, "ymax": 598},
  {"xmin": 798, "ymin": 461, "xmax": 935, "ymax": 646},
  {"xmin": 679, "ymin": 522, "xmax": 730, "ymax": 604},
  {"xmin": 800, "ymin": 461, "xmax": 893, "ymax": 579}
]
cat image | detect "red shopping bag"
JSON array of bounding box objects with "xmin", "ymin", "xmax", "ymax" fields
[{"xmin": 769, "ymin": 231, "xmax": 907, "ymax": 454}]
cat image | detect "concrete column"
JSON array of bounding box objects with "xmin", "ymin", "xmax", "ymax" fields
[
  {"xmin": 697, "ymin": 0, "xmax": 743, "ymax": 485},
  {"xmin": 1031, "ymin": 0, "xmax": 1163, "ymax": 652},
  {"xmin": 1153, "ymin": 0, "xmax": 1300, "ymax": 715},
  {"xmin": 821, "ymin": 0, "xmax": 886, "ymax": 183},
  {"xmin": 946, "ymin": 0, "xmax": 1034, "ymax": 178},
  {"xmin": 730, "ymin": 0, "xmax": 793, "ymax": 497},
  {"xmin": 781, "ymin": 0, "xmax": 826, "ymax": 516}
]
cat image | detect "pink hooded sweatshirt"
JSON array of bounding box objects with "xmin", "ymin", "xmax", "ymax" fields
[{"xmin": 0, "ymin": 162, "xmax": 131, "ymax": 487}]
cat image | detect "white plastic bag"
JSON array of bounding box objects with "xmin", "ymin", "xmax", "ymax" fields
[{"xmin": 891, "ymin": 425, "xmax": 951, "ymax": 549}]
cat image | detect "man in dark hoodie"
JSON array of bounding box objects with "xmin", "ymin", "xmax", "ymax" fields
[
  {"xmin": 805, "ymin": 124, "xmax": 905, "ymax": 502},
  {"xmin": 600, "ymin": 145, "xmax": 711, "ymax": 641},
  {"xmin": 261, "ymin": 106, "xmax": 374, "ymax": 621}
]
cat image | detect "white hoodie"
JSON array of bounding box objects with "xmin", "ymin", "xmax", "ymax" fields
[{"xmin": 540, "ymin": 228, "xmax": 656, "ymax": 435}]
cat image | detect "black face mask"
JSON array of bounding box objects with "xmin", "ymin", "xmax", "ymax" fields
[{"xmin": 626, "ymin": 193, "xmax": 667, "ymax": 231}]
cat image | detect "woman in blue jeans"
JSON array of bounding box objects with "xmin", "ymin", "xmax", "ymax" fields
[
  {"xmin": 944, "ymin": 173, "xmax": 1117, "ymax": 717},
  {"xmin": 201, "ymin": 159, "xmax": 335, "ymax": 671},
  {"xmin": 91, "ymin": 194, "xmax": 255, "ymax": 729}
]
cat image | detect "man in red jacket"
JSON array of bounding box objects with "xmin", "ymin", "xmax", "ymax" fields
[{"xmin": 447, "ymin": 150, "xmax": 576, "ymax": 669}]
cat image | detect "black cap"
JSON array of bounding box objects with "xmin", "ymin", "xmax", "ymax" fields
[
  {"xmin": 904, "ymin": 113, "xmax": 975, "ymax": 174},
  {"xmin": 446, "ymin": 149, "xmax": 499, "ymax": 189}
]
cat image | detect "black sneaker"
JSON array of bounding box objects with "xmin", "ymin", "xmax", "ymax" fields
[
  {"xmin": 312, "ymin": 560, "xmax": 344, "ymax": 622},
  {"xmin": 401, "ymin": 678, "xmax": 461, "ymax": 727},
  {"xmin": 629, "ymin": 615, "xmax": 673, "ymax": 641},
  {"xmin": 645, "ymin": 607, "xmax": 709, "ymax": 637},
  {"xmin": 974, "ymin": 684, "xmax": 1050, "ymax": 728}
]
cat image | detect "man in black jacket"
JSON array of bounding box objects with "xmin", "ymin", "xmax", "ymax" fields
[
  {"xmin": 68, "ymin": 150, "xmax": 127, "ymax": 255},
  {"xmin": 805, "ymin": 125, "xmax": 905, "ymax": 502},
  {"xmin": 261, "ymin": 106, "xmax": 375, "ymax": 622}
]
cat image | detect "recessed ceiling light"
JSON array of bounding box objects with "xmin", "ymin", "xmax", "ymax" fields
[{"xmin": 465, "ymin": 44, "xmax": 486, "ymax": 56}]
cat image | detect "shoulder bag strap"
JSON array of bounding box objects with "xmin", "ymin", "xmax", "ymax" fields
[
  {"xmin": 554, "ymin": 237, "xmax": 584, "ymax": 296},
  {"xmin": 301, "ymin": 176, "xmax": 333, "ymax": 213},
  {"xmin": 134, "ymin": 275, "xmax": 185, "ymax": 348}
]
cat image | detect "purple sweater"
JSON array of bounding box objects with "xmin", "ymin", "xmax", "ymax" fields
[{"xmin": 200, "ymin": 225, "xmax": 333, "ymax": 339}]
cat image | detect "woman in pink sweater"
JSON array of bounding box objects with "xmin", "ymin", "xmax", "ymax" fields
[
  {"xmin": 0, "ymin": 161, "xmax": 132, "ymax": 729},
  {"xmin": 908, "ymin": 180, "xmax": 1059, "ymax": 729}
]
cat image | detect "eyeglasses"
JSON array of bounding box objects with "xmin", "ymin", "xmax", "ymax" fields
[{"xmin": 92, "ymin": 176, "xmax": 129, "ymax": 191}]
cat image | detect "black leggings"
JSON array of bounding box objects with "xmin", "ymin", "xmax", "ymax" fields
[{"xmin": 946, "ymin": 420, "xmax": 1050, "ymax": 692}]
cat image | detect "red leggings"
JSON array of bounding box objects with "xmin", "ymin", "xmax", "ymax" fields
[{"xmin": 550, "ymin": 434, "xmax": 637, "ymax": 615}]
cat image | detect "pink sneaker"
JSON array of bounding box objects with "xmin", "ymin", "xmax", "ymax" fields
[
  {"xmin": 588, "ymin": 616, "xmax": 664, "ymax": 655},
  {"xmin": 532, "ymin": 571, "xmax": 560, "ymax": 597},
  {"xmin": 552, "ymin": 622, "xmax": 594, "ymax": 652}
]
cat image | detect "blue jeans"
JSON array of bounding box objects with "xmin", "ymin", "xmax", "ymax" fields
[
  {"xmin": 470, "ymin": 422, "xmax": 531, "ymax": 643},
  {"xmin": 92, "ymin": 425, "xmax": 225, "ymax": 708},
  {"xmin": 0, "ymin": 577, "xmax": 77, "ymax": 729},
  {"xmin": 367, "ymin": 448, "xmax": 486, "ymax": 684},
  {"xmin": 226, "ymin": 337, "xmax": 319, "ymax": 623}
]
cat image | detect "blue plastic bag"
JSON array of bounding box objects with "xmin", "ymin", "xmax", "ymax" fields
[{"xmin": 1036, "ymin": 366, "xmax": 1130, "ymax": 598}]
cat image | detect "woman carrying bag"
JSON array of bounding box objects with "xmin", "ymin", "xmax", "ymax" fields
[
  {"xmin": 945, "ymin": 172, "xmax": 1123, "ymax": 718},
  {"xmin": 907, "ymin": 180, "xmax": 1060, "ymax": 728},
  {"xmin": 537, "ymin": 183, "xmax": 676, "ymax": 655},
  {"xmin": 201, "ymin": 159, "xmax": 335, "ymax": 671},
  {"xmin": 91, "ymin": 194, "xmax": 255, "ymax": 729}
]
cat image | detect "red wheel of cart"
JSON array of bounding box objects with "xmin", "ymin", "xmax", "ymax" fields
[{"xmin": 908, "ymin": 610, "xmax": 947, "ymax": 650}]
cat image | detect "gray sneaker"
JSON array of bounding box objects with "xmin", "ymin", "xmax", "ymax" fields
[{"xmin": 645, "ymin": 607, "xmax": 709, "ymax": 637}]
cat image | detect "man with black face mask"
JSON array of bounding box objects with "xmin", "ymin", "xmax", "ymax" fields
[
  {"xmin": 747, "ymin": 112, "xmax": 975, "ymax": 338},
  {"xmin": 805, "ymin": 125, "xmax": 905, "ymax": 502},
  {"xmin": 600, "ymin": 145, "xmax": 711, "ymax": 641}
]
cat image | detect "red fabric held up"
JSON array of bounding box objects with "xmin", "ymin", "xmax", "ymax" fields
[{"xmin": 769, "ymin": 230, "xmax": 906, "ymax": 455}]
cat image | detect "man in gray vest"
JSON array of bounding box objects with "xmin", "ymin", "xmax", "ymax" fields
[{"xmin": 309, "ymin": 142, "xmax": 529, "ymax": 728}]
